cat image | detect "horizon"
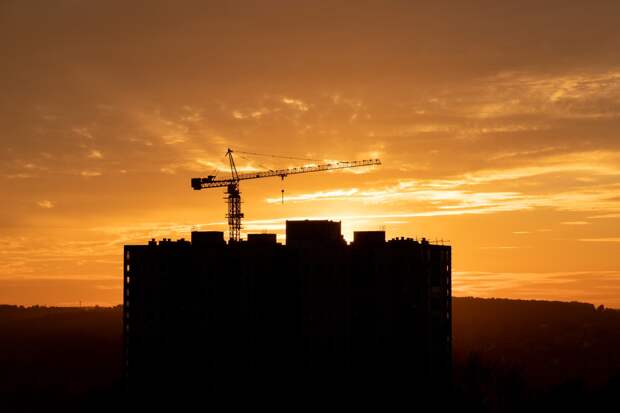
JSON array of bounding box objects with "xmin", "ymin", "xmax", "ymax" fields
[
  {"xmin": 2, "ymin": 295, "xmax": 616, "ymax": 310},
  {"xmin": 2, "ymin": 1, "xmax": 620, "ymax": 308}
]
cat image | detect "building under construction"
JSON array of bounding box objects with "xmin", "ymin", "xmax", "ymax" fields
[{"xmin": 123, "ymin": 220, "xmax": 451, "ymax": 404}]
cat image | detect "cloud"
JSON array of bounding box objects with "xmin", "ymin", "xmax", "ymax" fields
[
  {"xmin": 281, "ymin": 97, "xmax": 309, "ymax": 111},
  {"xmin": 5, "ymin": 173, "xmax": 33, "ymax": 179},
  {"xmin": 72, "ymin": 127, "xmax": 94, "ymax": 140},
  {"xmin": 0, "ymin": 234, "xmax": 123, "ymax": 284},
  {"xmin": 37, "ymin": 200, "xmax": 54, "ymax": 209},
  {"xmin": 267, "ymin": 189, "xmax": 360, "ymax": 203},
  {"xmin": 589, "ymin": 213, "xmax": 620, "ymax": 219},
  {"xmin": 465, "ymin": 70, "xmax": 620, "ymax": 120},
  {"xmin": 258, "ymin": 149, "xmax": 620, "ymax": 219},
  {"xmin": 232, "ymin": 110, "xmax": 266, "ymax": 120},
  {"xmin": 453, "ymin": 270, "xmax": 620, "ymax": 308},
  {"xmin": 489, "ymin": 146, "xmax": 561, "ymax": 161},
  {"xmin": 81, "ymin": 170, "xmax": 102, "ymax": 177},
  {"xmin": 579, "ymin": 238, "xmax": 620, "ymax": 243},
  {"xmin": 269, "ymin": 184, "xmax": 525, "ymax": 211},
  {"xmin": 88, "ymin": 149, "xmax": 103, "ymax": 159},
  {"xmin": 458, "ymin": 150, "xmax": 620, "ymax": 185},
  {"xmin": 561, "ymin": 221, "xmax": 590, "ymax": 225},
  {"xmin": 162, "ymin": 134, "xmax": 187, "ymax": 145},
  {"xmin": 158, "ymin": 156, "xmax": 263, "ymax": 176},
  {"xmin": 480, "ymin": 246, "xmax": 531, "ymax": 250}
]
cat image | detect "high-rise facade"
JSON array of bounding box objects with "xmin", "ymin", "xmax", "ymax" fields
[{"xmin": 123, "ymin": 220, "xmax": 451, "ymax": 404}]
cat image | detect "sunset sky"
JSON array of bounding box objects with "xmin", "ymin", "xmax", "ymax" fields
[{"xmin": 1, "ymin": 1, "xmax": 620, "ymax": 306}]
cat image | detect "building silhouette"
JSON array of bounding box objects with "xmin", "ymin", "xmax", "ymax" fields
[{"xmin": 123, "ymin": 220, "xmax": 451, "ymax": 404}]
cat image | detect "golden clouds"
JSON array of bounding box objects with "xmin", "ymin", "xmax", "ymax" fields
[
  {"xmin": 453, "ymin": 270, "xmax": 620, "ymax": 307},
  {"xmin": 266, "ymin": 188, "xmax": 360, "ymax": 203},
  {"xmin": 465, "ymin": 71, "xmax": 620, "ymax": 119},
  {"xmin": 254, "ymin": 149, "xmax": 620, "ymax": 223},
  {"xmin": 1, "ymin": 1, "xmax": 620, "ymax": 306}
]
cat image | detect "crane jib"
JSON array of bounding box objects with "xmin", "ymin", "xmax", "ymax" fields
[{"xmin": 191, "ymin": 159, "xmax": 381, "ymax": 190}]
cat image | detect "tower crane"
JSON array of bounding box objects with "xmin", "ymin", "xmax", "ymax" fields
[{"xmin": 191, "ymin": 148, "xmax": 381, "ymax": 242}]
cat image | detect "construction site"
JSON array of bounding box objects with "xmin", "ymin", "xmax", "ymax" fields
[{"xmin": 123, "ymin": 150, "xmax": 452, "ymax": 404}]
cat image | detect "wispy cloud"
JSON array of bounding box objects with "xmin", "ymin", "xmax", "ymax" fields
[
  {"xmin": 72, "ymin": 127, "xmax": 94, "ymax": 140},
  {"xmin": 480, "ymin": 246, "xmax": 532, "ymax": 250},
  {"xmin": 6, "ymin": 173, "xmax": 34, "ymax": 179},
  {"xmin": 232, "ymin": 109, "xmax": 267, "ymax": 119},
  {"xmin": 453, "ymin": 270, "xmax": 620, "ymax": 308},
  {"xmin": 260, "ymin": 149, "xmax": 620, "ymax": 218},
  {"xmin": 467, "ymin": 70, "xmax": 620, "ymax": 119},
  {"xmin": 267, "ymin": 189, "xmax": 360, "ymax": 203},
  {"xmin": 281, "ymin": 97, "xmax": 309, "ymax": 112},
  {"xmin": 589, "ymin": 213, "xmax": 620, "ymax": 219},
  {"xmin": 162, "ymin": 134, "xmax": 187, "ymax": 145},
  {"xmin": 88, "ymin": 149, "xmax": 103, "ymax": 159},
  {"xmin": 37, "ymin": 200, "xmax": 54, "ymax": 209}
]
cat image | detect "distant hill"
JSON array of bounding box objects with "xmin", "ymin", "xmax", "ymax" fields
[
  {"xmin": 1, "ymin": 298, "xmax": 619, "ymax": 411},
  {"xmin": 453, "ymin": 297, "xmax": 620, "ymax": 386},
  {"xmin": 452, "ymin": 297, "xmax": 620, "ymax": 410}
]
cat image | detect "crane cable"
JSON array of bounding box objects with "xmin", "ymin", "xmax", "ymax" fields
[
  {"xmin": 237, "ymin": 153, "xmax": 287, "ymax": 203},
  {"xmin": 235, "ymin": 150, "xmax": 316, "ymax": 205},
  {"xmin": 230, "ymin": 149, "xmax": 346, "ymax": 204},
  {"xmin": 237, "ymin": 154, "xmax": 274, "ymax": 173},
  {"xmin": 206, "ymin": 153, "xmax": 228, "ymax": 179},
  {"xmin": 234, "ymin": 150, "xmax": 325, "ymax": 163}
]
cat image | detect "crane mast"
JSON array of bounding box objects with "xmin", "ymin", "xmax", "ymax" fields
[
  {"xmin": 191, "ymin": 148, "xmax": 381, "ymax": 242},
  {"xmin": 224, "ymin": 149, "xmax": 243, "ymax": 242}
]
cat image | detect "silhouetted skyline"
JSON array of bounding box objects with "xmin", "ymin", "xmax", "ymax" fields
[{"xmin": 124, "ymin": 220, "xmax": 451, "ymax": 403}]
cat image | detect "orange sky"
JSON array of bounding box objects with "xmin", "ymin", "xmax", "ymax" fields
[{"xmin": 1, "ymin": 1, "xmax": 620, "ymax": 307}]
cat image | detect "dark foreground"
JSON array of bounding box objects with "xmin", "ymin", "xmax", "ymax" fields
[{"xmin": 1, "ymin": 298, "xmax": 619, "ymax": 412}]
